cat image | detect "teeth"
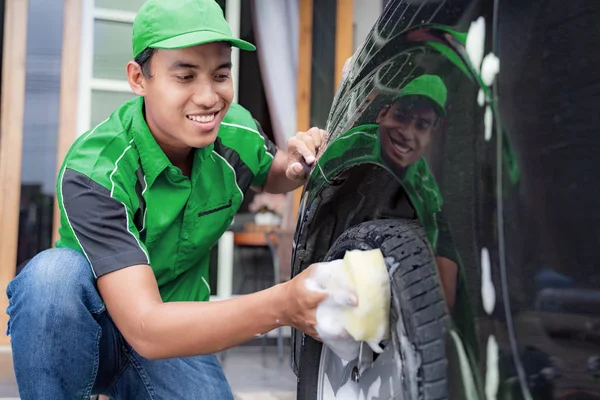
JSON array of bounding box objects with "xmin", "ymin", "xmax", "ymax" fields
[
  {"xmin": 188, "ymin": 113, "xmax": 215, "ymax": 123},
  {"xmin": 393, "ymin": 142, "xmax": 410, "ymax": 154}
]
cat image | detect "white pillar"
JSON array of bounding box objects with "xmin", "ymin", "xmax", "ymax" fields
[
  {"xmin": 216, "ymin": 231, "xmax": 235, "ymax": 301},
  {"xmin": 77, "ymin": 0, "xmax": 94, "ymax": 135},
  {"xmin": 226, "ymin": 0, "xmax": 242, "ymax": 103}
]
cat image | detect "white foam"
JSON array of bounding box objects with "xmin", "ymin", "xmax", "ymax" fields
[
  {"xmin": 400, "ymin": 335, "xmax": 421, "ymax": 399},
  {"xmin": 306, "ymin": 251, "xmax": 390, "ymax": 362},
  {"xmin": 481, "ymin": 53, "xmax": 500, "ymax": 87},
  {"xmin": 466, "ymin": 17, "xmax": 486, "ymax": 73},
  {"xmin": 341, "ymin": 56, "xmax": 353, "ymax": 81},
  {"xmin": 308, "ymin": 260, "xmax": 361, "ymax": 361},
  {"xmin": 481, "ymin": 248, "xmax": 496, "ymax": 315},
  {"xmin": 393, "ymin": 339, "xmax": 403, "ymax": 375},
  {"xmin": 478, "ymin": 89, "xmax": 485, "ymax": 107},
  {"xmin": 484, "ymin": 105, "xmax": 494, "ymax": 142},
  {"xmin": 485, "ymin": 335, "xmax": 500, "ymax": 400}
]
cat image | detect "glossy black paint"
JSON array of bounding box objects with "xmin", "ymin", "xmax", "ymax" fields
[{"xmin": 291, "ymin": 0, "xmax": 600, "ymax": 399}]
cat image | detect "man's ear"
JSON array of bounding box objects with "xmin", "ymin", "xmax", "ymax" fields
[
  {"xmin": 127, "ymin": 61, "xmax": 147, "ymax": 96},
  {"xmin": 376, "ymin": 104, "xmax": 391, "ymax": 124}
]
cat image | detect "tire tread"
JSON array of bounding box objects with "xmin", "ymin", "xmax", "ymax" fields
[{"xmin": 297, "ymin": 219, "xmax": 450, "ymax": 400}]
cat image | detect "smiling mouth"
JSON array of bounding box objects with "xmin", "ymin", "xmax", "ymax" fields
[
  {"xmin": 186, "ymin": 111, "xmax": 219, "ymax": 123},
  {"xmin": 390, "ymin": 136, "xmax": 412, "ymax": 155}
]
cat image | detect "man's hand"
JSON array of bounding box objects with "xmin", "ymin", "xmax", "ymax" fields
[
  {"xmin": 280, "ymin": 263, "xmax": 328, "ymax": 339},
  {"xmin": 259, "ymin": 127, "xmax": 328, "ymax": 194},
  {"xmin": 286, "ymin": 127, "xmax": 328, "ymax": 180}
]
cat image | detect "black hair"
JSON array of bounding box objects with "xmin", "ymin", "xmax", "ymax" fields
[
  {"xmin": 393, "ymin": 95, "xmax": 443, "ymax": 124},
  {"xmin": 135, "ymin": 48, "xmax": 157, "ymax": 78}
]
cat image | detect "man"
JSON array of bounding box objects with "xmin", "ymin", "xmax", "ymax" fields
[{"xmin": 6, "ymin": 1, "xmax": 330, "ymax": 398}]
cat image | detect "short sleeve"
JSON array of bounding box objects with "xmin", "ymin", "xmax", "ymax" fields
[
  {"xmin": 59, "ymin": 168, "xmax": 149, "ymax": 278},
  {"xmin": 251, "ymin": 118, "xmax": 277, "ymax": 187}
]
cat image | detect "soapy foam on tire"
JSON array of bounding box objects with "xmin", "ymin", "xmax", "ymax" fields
[{"xmin": 305, "ymin": 249, "xmax": 391, "ymax": 361}]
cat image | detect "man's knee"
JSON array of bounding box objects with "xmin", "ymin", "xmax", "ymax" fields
[
  {"xmin": 9, "ymin": 248, "xmax": 94, "ymax": 297},
  {"xmin": 7, "ymin": 248, "xmax": 104, "ymax": 332}
]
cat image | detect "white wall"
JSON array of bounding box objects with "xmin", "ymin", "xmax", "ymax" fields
[{"xmin": 353, "ymin": 0, "xmax": 383, "ymax": 51}]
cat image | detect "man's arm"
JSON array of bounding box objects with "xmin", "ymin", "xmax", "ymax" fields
[
  {"xmin": 435, "ymin": 210, "xmax": 459, "ymax": 309},
  {"xmin": 257, "ymin": 148, "xmax": 305, "ymax": 194},
  {"xmin": 98, "ymin": 263, "xmax": 324, "ymax": 359},
  {"xmin": 435, "ymin": 256, "xmax": 457, "ymax": 309},
  {"xmin": 254, "ymin": 127, "xmax": 328, "ymax": 194},
  {"xmin": 60, "ymin": 168, "xmax": 326, "ymax": 360}
]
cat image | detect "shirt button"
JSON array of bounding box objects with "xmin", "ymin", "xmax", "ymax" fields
[{"xmin": 183, "ymin": 233, "xmax": 189, "ymax": 240}]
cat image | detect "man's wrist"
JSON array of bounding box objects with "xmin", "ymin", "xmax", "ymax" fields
[{"xmin": 271, "ymin": 281, "xmax": 291, "ymax": 327}]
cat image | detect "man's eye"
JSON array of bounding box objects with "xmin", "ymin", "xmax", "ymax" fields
[
  {"xmin": 177, "ymin": 75, "xmax": 193, "ymax": 81},
  {"xmin": 394, "ymin": 112, "xmax": 411, "ymax": 123},
  {"xmin": 215, "ymin": 74, "xmax": 230, "ymax": 81}
]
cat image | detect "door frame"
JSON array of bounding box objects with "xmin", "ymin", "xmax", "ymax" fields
[{"xmin": 0, "ymin": 0, "xmax": 30, "ymax": 345}]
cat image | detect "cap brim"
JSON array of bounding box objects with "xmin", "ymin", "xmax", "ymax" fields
[
  {"xmin": 393, "ymin": 93, "xmax": 447, "ymax": 116},
  {"xmin": 150, "ymin": 30, "xmax": 256, "ymax": 51}
]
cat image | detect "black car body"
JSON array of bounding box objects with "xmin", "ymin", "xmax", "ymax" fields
[{"xmin": 290, "ymin": 0, "xmax": 600, "ymax": 399}]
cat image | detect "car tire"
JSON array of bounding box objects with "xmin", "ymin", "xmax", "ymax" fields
[{"xmin": 297, "ymin": 218, "xmax": 451, "ymax": 400}]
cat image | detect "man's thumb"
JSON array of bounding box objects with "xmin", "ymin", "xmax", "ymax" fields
[{"xmin": 286, "ymin": 162, "xmax": 306, "ymax": 179}]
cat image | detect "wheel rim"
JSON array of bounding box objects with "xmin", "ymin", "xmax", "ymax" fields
[{"xmin": 316, "ymin": 337, "xmax": 406, "ymax": 399}]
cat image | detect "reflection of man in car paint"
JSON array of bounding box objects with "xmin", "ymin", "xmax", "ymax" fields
[
  {"xmin": 377, "ymin": 74, "xmax": 447, "ymax": 173},
  {"xmin": 313, "ymin": 75, "xmax": 459, "ymax": 307},
  {"xmin": 378, "ymin": 75, "xmax": 458, "ymax": 309},
  {"xmin": 325, "ymin": 75, "xmax": 458, "ymax": 307}
]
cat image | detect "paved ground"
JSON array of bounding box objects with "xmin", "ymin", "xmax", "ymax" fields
[
  {"xmin": 0, "ymin": 344, "xmax": 296, "ymax": 399},
  {"xmin": 221, "ymin": 345, "xmax": 296, "ymax": 400},
  {"xmin": 0, "ymin": 348, "xmax": 17, "ymax": 399}
]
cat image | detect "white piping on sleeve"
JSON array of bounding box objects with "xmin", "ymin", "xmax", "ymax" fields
[{"xmin": 109, "ymin": 139, "xmax": 150, "ymax": 262}]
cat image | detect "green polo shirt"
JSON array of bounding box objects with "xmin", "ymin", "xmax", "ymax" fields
[{"xmin": 55, "ymin": 96, "xmax": 277, "ymax": 302}]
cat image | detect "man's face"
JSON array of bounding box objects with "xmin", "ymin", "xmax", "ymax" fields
[
  {"xmin": 138, "ymin": 43, "xmax": 233, "ymax": 150},
  {"xmin": 377, "ymin": 98, "xmax": 438, "ymax": 169}
]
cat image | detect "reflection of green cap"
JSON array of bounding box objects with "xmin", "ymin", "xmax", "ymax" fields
[
  {"xmin": 132, "ymin": 0, "xmax": 256, "ymax": 59},
  {"xmin": 393, "ymin": 75, "xmax": 447, "ymax": 116}
]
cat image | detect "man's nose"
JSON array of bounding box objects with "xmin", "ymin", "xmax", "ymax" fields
[
  {"xmin": 399, "ymin": 123, "xmax": 418, "ymax": 142},
  {"xmin": 191, "ymin": 83, "xmax": 219, "ymax": 109}
]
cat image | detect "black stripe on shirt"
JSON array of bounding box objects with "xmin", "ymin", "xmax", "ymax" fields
[
  {"xmin": 134, "ymin": 167, "xmax": 147, "ymax": 242},
  {"xmin": 213, "ymin": 138, "xmax": 254, "ymax": 194},
  {"xmin": 254, "ymin": 118, "xmax": 278, "ymax": 157},
  {"xmin": 61, "ymin": 168, "xmax": 149, "ymax": 277}
]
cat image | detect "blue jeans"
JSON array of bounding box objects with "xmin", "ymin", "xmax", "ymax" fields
[{"xmin": 6, "ymin": 248, "xmax": 234, "ymax": 400}]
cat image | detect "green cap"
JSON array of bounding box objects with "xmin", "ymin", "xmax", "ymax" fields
[
  {"xmin": 393, "ymin": 74, "xmax": 448, "ymax": 116},
  {"xmin": 132, "ymin": 0, "xmax": 256, "ymax": 59}
]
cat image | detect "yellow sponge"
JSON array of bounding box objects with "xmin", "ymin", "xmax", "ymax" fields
[{"xmin": 340, "ymin": 249, "xmax": 390, "ymax": 344}]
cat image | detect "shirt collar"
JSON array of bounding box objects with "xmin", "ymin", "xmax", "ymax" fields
[{"xmin": 129, "ymin": 97, "xmax": 214, "ymax": 187}]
